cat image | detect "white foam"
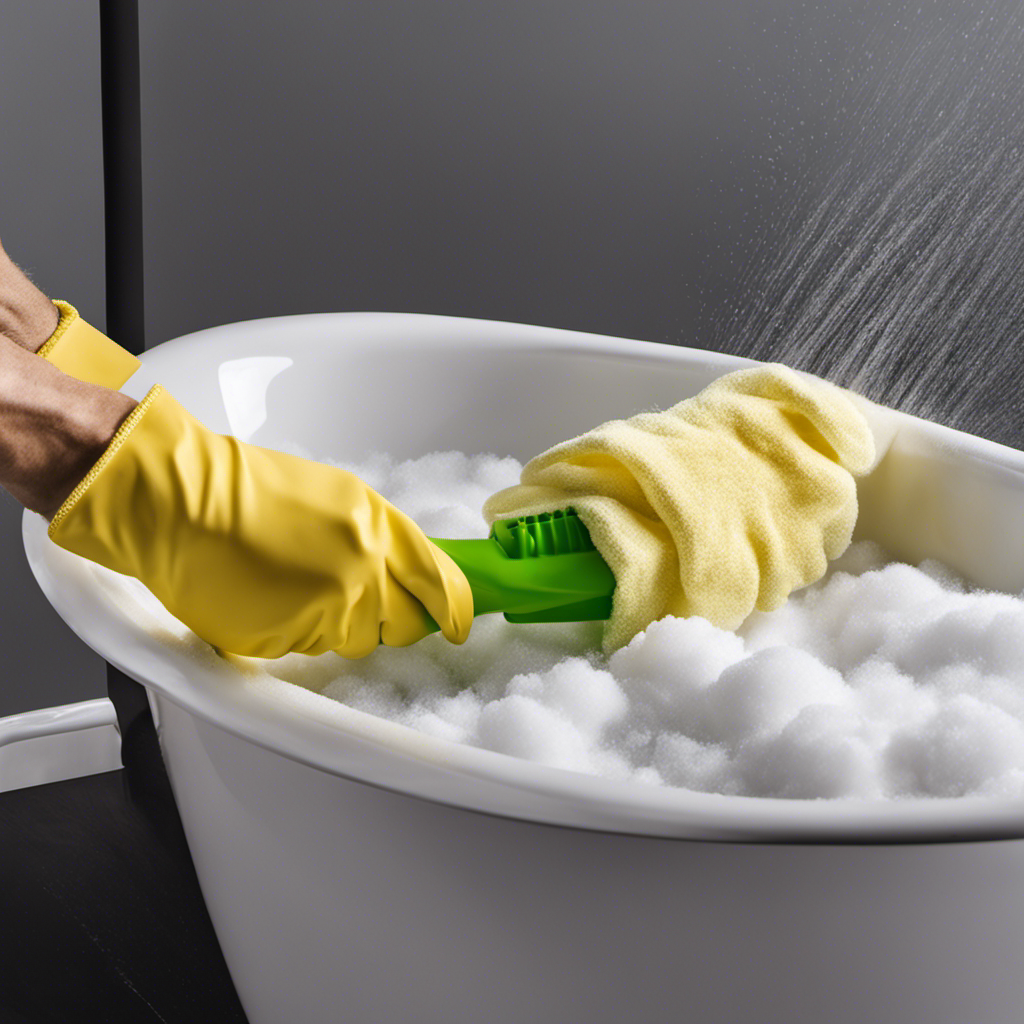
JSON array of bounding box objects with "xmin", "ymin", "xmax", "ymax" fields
[{"xmin": 250, "ymin": 446, "xmax": 1024, "ymax": 801}]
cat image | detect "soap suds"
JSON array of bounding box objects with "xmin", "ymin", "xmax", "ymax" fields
[{"xmin": 245, "ymin": 444, "xmax": 1024, "ymax": 800}]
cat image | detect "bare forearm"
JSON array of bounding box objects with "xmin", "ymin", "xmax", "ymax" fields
[
  {"xmin": 0, "ymin": 241, "xmax": 60, "ymax": 353},
  {"xmin": 0, "ymin": 334, "xmax": 135, "ymax": 517}
]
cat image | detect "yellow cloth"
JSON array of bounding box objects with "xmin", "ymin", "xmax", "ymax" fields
[
  {"xmin": 38, "ymin": 301, "xmax": 140, "ymax": 390},
  {"xmin": 482, "ymin": 364, "xmax": 878, "ymax": 653},
  {"xmin": 48, "ymin": 385, "xmax": 474, "ymax": 659}
]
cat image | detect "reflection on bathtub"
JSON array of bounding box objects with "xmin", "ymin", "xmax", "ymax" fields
[{"xmin": 218, "ymin": 356, "xmax": 293, "ymax": 441}]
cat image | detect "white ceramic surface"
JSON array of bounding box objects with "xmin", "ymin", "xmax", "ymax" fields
[{"xmin": 22, "ymin": 313, "xmax": 1024, "ymax": 1023}]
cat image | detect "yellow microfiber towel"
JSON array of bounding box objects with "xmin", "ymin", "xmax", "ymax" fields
[{"xmin": 482, "ymin": 363, "xmax": 881, "ymax": 653}]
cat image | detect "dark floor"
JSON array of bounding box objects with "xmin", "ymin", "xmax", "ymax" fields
[{"xmin": 0, "ymin": 671, "xmax": 248, "ymax": 1024}]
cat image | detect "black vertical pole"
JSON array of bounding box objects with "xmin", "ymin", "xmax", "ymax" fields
[
  {"xmin": 87, "ymin": 12, "xmax": 247, "ymax": 1015},
  {"xmin": 99, "ymin": 0, "xmax": 145, "ymax": 352},
  {"xmin": 99, "ymin": 0, "xmax": 181, "ymax": 831}
]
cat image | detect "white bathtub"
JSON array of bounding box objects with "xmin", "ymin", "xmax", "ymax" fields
[{"xmin": 23, "ymin": 312, "xmax": 1024, "ymax": 1024}]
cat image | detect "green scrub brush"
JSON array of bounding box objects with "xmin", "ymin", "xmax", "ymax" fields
[{"xmin": 425, "ymin": 508, "xmax": 615, "ymax": 633}]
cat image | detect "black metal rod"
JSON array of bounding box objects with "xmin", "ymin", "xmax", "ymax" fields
[
  {"xmin": 99, "ymin": 0, "xmax": 168, "ymax": 814},
  {"xmin": 99, "ymin": 0, "xmax": 145, "ymax": 353}
]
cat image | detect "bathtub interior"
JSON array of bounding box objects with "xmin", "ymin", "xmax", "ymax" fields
[
  {"xmin": 21, "ymin": 312, "xmax": 1024, "ymax": 841},
  {"xmin": 147, "ymin": 319, "xmax": 751, "ymax": 467}
]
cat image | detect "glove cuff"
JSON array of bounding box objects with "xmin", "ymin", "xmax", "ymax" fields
[
  {"xmin": 48, "ymin": 383, "xmax": 163, "ymax": 539},
  {"xmin": 39, "ymin": 300, "xmax": 141, "ymax": 390}
]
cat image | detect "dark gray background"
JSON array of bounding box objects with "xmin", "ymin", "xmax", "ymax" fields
[{"xmin": 0, "ymin": 0, "xmax": 1001, "ymax": 716}]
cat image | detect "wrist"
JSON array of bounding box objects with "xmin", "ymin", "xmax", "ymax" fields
[
  {"xmin": 0, "ymin": 337, "xmax": 137, "ymax": 517},
  {"xmin": 0, "ymin": 248, "xmax": 60, "ymax": 352},
  {"xmin": 41, "ymin": 384, "xmax": 138, "ymax": 520}
]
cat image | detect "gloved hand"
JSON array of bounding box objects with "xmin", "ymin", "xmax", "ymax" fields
[
  {"xmin": 47, "ymin": 384, "xmax": 474, "ymax": 659},
  {"xmin": 37, "ymin": 300, "xmax": 141, "ymax": 390}
]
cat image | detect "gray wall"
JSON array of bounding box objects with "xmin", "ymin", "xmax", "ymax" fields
[
  {"xmin": 136, "ymin": 1, "xmax": 886, "ymax": 347},
  {"xmin": 1, "ymin": 1, "xmax": 106, "ymax": 717},
  {"xmin": 0, "ymin": 0, "xmax": 999, "ymax": 717}
]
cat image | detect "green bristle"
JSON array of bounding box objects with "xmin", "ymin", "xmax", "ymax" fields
[{"xmin": 490, "ymin": 508, "xmax": 596, "ymax": 559}]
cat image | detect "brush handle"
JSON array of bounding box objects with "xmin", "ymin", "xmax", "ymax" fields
[{"xmin": 427, "ymin": 533, "xmax": 615, "ymax": 628}]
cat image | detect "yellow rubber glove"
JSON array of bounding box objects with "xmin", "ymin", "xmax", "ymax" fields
[
  {"xmin": 38, "ymin": 301, "xmax": 140, "ymax": 389},
  {"xmin": 47, "ymin": 385, "xmax": 474, "ymax": 659}
]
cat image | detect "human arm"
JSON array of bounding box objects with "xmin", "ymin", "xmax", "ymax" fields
[
  {"xmin": 0, "ymin": 243, "xmax": 473, "ymax": 659},
  {"xmin": 0, "ymin": 240, "xmax": 60, "ymax": 353},
  {"xmin": 0, "ymin": 239, "xmax": 140, "ymax": 386},
  {"xmin": 0, "ymin": 332, "xmax": 135, "ymax": 516},
  {"xmin": 0, "ymin": 331, "xmax": 473, "ymax": 658}
]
